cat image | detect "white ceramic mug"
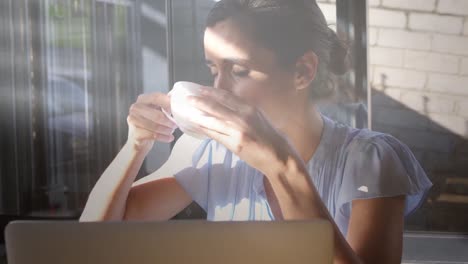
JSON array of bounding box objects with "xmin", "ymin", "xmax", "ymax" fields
[{"xmin": 162, "ymin": 81, "xmax": 208, "ymax": 139}]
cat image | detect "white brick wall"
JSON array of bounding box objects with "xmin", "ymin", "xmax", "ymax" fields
[
  {"xmin": 427, "ymin": 74, "xmax": 468, "ymax": 96},
  {"xmin": 395, "ymin": 129, "xmax": 454, "ymax": 152},
  {"xmin": 371, "ymin": 91, "xmax": 403, "ymax": 113},
  {"xmin": 373, "ymin": 107, "xmax": 430, "ymax": 130},
  {"xmin": 370, "ymin": 47, "xmax": 404, "ymax": 67},
  {"xmin": 318, "ymin": 0, "xmax": 468, "ymax": 185},
  {"xmin": 369, "ymin": 8, "xmax": 406, "ymax": 28},
  {"xmin": 373, "ymin": 87, "xmax": 402, "ymax": 107},
  {"xmin": 400, "ymin": 91, "xmax": 456, "ymax": 114},
  {"xmin": 372, "ymin": 106, "xmax": 431, "ymax": 129},
  {"xmin": 437, "ymin": 0, "xmax": 468, "ymax": 16},
  {"xmin": 369, "ymin": 27, "xmax": 378, "ymax": 46},
  {"xmin": 396, "ymin": 129, "xmax": 453, "ymax": 152},
  {"xmin": 381, "ymin": 0, "xmax": 436, "ymax": 12},
  {"xmin": 429, "ymin": 113, "xmax": 467, "ymax": 136},
  {"xmin": 360, "ymin": 0, "xmax": 468, "ymax": 232},
  {"xmin": 461, "ymin": 58, "xmax": 468, "ymax": 75},
  {"xmin": 364, "ymin": 0, "xmax": 468, "ymax": 162},
  {"xmin": 464, "ymin": 19, "xmax": 468, "ymax": 35},
  {"xmin": 378, "ymin": 29, "xmax": 431, "ymax": 50},
  {"xmin": 368, "ymin": 0, "xmax": 381, "ymax": 7},
  {"xmin": 404, "ymin": 51, "xmax": 459, "ymax": 74},
  {"xmin": 373, "ymin": 67, "xmax": 426, "ymax": 89},
  {"xmin": 409, "ymin": 13, "xmax": 463, "ymax": 34},
  {"xmin": 458, "ymin": 100, "xmax": 468, "ymax": 117},
  {"xmin": 432, "ymin": 34, "xmax": 468, "ymax": 56}
]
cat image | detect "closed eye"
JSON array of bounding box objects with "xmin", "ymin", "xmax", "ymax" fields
[{"xmin": 232, "ymin": 65, "xmax": 250, "ymax": 77}]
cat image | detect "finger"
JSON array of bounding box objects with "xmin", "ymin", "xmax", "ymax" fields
[
  {"xmin": 194, "ymin": 124, "xmax": 234, "ymax": 148},
  {"xmin": 199, "ymin": 87, "xmax": 249, "ymax": 113},
  {"xmin": 136, "ymin": 92, "xmax": 171, "ymax": 110},
  {"xmin": 188, "ymin": 114, "xmax": 232, "ymax": 136},
  {"xmin": 187, "ymin": 95, "xmax": 237, "ymax": 121},
  {"xmin": 128, "ymin": 120, "xmax": 157, "ymax": 142},
  {"xmin": 153, "ymin": 133, "xmax": 175, "ymax": 143},
  {"xmin": 132, "ymin": 123, "xmax": 175, "ymax": 143},
  {"xmin": 128, "ymin": 113, "xmax": 175, "ymax": 136},
  {"xmin": 131, "ymin": 103, "xmax": 177, "ymax": 129}
]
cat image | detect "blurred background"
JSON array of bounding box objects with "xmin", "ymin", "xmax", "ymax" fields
[{"xmin": 0, "ymin": 0, "xmax": 468, "ymax": 262}]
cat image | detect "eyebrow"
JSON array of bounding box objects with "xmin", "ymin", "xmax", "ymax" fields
[{"xmin": 205, "ymin": 58, "xmax": 250, "ymax": 66}]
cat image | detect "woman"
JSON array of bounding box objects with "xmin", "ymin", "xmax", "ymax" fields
[{"xmin": 80, "ymin": 0, "xmax": 432, "ymax": 263}]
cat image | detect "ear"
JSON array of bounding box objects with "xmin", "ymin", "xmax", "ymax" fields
[{"xmin": 294, "ymin": 51, "xmax": 318, "ymax": 91}]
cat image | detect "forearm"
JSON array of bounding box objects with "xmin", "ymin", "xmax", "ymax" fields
[
  {"xmin": 265, "ymin": 156, "xmax": 362, "ymax": 264},
  {"xmin": 79, "ymin": 142, "xmax": 148, "ymax": 222}
]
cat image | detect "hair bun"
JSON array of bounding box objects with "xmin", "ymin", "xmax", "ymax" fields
[{"xmin": 327, "ymin": 29, "xmax": 350, "ymax": 75}]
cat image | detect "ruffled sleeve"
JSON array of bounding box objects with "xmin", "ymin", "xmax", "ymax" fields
[{"xmin": 337, "ymin": 134, "xmax": 433, "ymax": 216}]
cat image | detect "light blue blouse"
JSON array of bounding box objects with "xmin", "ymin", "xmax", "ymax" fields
[{"xmin": 173, "ymin": 115, "xmax": 433, "ymax": 235}]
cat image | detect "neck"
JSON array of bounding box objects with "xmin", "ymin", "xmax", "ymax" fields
[{"xmin": 277, "ymin": 105, "xmax": 324, "ymax": 164}]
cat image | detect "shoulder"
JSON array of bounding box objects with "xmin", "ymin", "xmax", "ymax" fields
[
  {"xmin": 345, "ymin": 129, "xmax": 408, "ymax": 157},
  {"xmin": 340, "ymin": 126, "xmax": 417, "ymax": 179},
  {"xmin": 333, "ymin": 122, "xmax": 432, "ymax": 213},
  {"xmin": 323, "ymin": 116, "xmax": 408, "ymax": 158}
]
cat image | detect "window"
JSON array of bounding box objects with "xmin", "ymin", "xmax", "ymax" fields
[{"xmin": 1, "ymin": 0, "xmax": 142, "ymax": 216}]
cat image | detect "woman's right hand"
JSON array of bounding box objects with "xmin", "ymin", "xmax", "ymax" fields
[{"xmin": 126, "ymin": 92, "xmax": 178, "ymax": 153}]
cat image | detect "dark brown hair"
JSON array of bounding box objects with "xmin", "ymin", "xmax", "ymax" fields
[{"xmin": 205, "ymin": 0, "xmax": 350, "ymax": 100}]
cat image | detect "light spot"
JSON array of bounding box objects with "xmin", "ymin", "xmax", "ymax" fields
[{"xmin": 358, "ymin": 186, "xmax": 369, "ymax": 193}]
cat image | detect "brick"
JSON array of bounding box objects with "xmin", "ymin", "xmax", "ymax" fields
[
  {"xmin": 461, "ymin": 58, "xmax": 468, "ymax": 75},
  {"xmin": 464, "ymin": 19, "xmax": 468, "ymax": 35},
  {"xmin": 382, "ymin": 0, "xmax": 436, "ymax": 11},
  {"xmin": 317, "ymin": 3, "xmax": 336, "ymax": 24},
  {"xmin": 396, "ymin": 129, "xmax": 454, "ymax": 153},
  {"xmin": 372, "ymin": 106, "xmax": 431, "ymax": 130},
  {"xmin": 458, "ymin": 100, "xmax": 468, "ymax": 117},
  {"xmin": 409, "ymin": 13, "xmax": 463, "ymax": 35},
  {"xmin": 404, "ymin": 51, "xmax": 459, "ymax": 74},
  {"xmin": 378, "ymin": 29, "xmax": 431, "ymax": 51},
  {"xmin": 368, "ymin": 0, "xmax": 381, "ymax": 7},
  {"xmin": 369, "ymin": 8, "xmax": 406, "ymax": 29},
  {"xmin": 371, "ymin": 87, "xmax": 402, "ymax": 108},
  {"xmin": 373, "ymin": 67, "xmax": 426, "ymax": 89},
  {"xmin": 370, "ymin": 47, "xmax": 404, "ymax": 67},
  {"xmin": 398, "ymin": 92, "xmax": 425, "ymax": 113},
  {"xmin": 423, "ymin": 151, "xmax": 458, "ymax": 171},
  {"xmin": 400, "ymin": 91, "xmax": 455, "ymax": 114},
  {"xmin": 432, "ymin": 34, "xmax": 468, "ymax": 56},
  {"xmin": 429, "ymin": 113, "xmax": 467, "ymax": 137},
  {"xmin": 369, "ymin": 27, "xmax": 378, "ymax": 46},
  {"xmin": 372, "ymin": 123, "xmax": 405, "ymax": 139},
  {"xmin": 427, "ymin": 74, "xmax": 468, "ymax": 96},
  {"xmin": 437, "ymin": 0, "xmax": 468, "ymax": 16}
]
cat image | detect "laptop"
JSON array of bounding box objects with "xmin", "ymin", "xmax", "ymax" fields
[{"xmin": 5, "ymin": 220, "xmax": 333, "ymax": 264}]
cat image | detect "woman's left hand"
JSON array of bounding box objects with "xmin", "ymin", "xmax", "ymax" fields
[{"xmin": 187, "ymin": 87, "xmax": 293, "ymax": 176}]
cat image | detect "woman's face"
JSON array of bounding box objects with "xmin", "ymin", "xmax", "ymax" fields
[{"xmin": 203, "ymin": 18, "xmax": 305, "ymax": 128}]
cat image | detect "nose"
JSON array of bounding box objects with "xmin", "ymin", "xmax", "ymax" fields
[{"xmin": 213, "ymin": 72, "xmax": 231, "ymax": 92}]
